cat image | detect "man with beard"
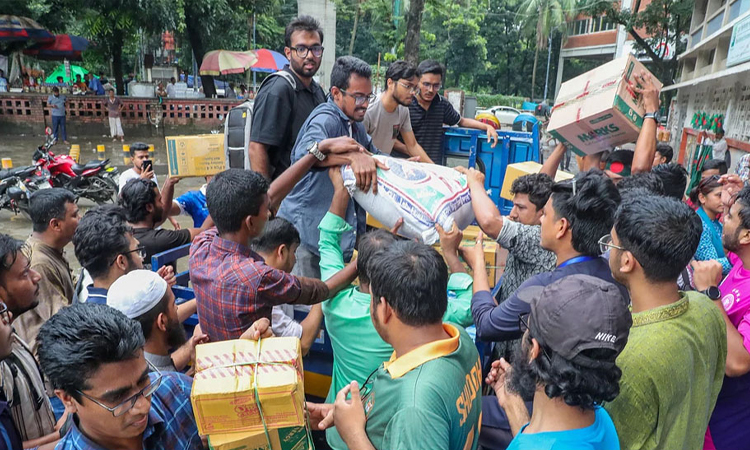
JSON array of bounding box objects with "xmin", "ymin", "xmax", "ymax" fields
[
  {"xmin": 602, "ymin": 193, "xmax": 726, "ymax": 450},
  {"xmin": 484, "ymin": 275, "xmax": 631, "ymax": 449},
  {"xmin": 364, "ymin": 60, "xmax": 432, "ymax": 162},
  {"xmin": 107, "ymin": 270, "xmax": 207, "ymax": 373},
  {"xmin": 691, "ymin": 177, "xmax": 750, "ymax": 450},
  {"xmin": 72, "ymin": 205, "xmax": 179, "ymax": 305},
  {"xmin": 249, "ymin": 16, "xmax": 327, "ymax": 180},
  {"xmin": 0, "ymin": 234, "xmax": 62, "ymax": 448},
  {"xmin": 277, "ymin": 56, "xmax": 387, "ymax": 279},
  {"xmin": 119, "ymin": 178, "xmax": 213, "ymax": 269}
]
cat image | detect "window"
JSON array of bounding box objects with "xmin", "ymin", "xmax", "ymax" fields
[{"xmin": 708, "ymin": 48, "xmax": 716, "ymax": 65}]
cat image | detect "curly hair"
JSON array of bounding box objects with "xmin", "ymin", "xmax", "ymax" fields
[
  {"xmin": 118, "ymin": 178, "xmax": 158, "ymax": 223},
  {"xmin": 508, "ymin": 334, "xmax": 622, "ymax": 409},
  {"xmin": 510, "ymin": 173, "xmax": 554, "ymax": 211}
]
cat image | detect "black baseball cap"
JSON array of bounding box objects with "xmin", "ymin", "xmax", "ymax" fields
[{"xmin": 527, "ymin": 274, "xmax": 632, "ymax": 369}]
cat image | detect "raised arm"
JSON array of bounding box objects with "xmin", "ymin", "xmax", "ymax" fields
[
  {"xmin": 401, "ymin": 130, "xmax": 434, "ymax": 164},
  {"xmin": 540, "ymin": 143, "xmax": 566, "ymax": 178},
  {"xmin": 631, "ymin": 71, "xmax": 661, "ymax": 174},
  {"xmin": 455, "ymin": 166, "xmax": 504, "ymax": 239}
]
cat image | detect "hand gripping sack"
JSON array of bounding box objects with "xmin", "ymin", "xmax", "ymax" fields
[{"xmin": 342, "ymin": 156, "xmax": 475, "ymax": 244}]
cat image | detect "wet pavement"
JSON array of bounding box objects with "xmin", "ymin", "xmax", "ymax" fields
[{"xmin": 1, "ymin": 133, "xmax": 205, "ymax": 271}]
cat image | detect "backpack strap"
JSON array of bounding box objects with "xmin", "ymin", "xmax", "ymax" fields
[{"xmin": 258, "ymin": 70, "xmax": 296, "ymax": 92}]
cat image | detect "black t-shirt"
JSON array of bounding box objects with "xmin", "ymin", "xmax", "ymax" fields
[
  {"xmin": 250, "ymin": 67, "xmax": 326, "ymax": 179},
  {"xmin": 408, "ymin": 95, "xmax": 461, "ymax": 164},
  {"xmin": 132, "ymin": 227, "xmax": 192, "ymax": 268}
]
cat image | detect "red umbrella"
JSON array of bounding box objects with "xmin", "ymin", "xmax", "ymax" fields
[
  {"xmin": 0, "ymin": 15, "xmax": 54, "ymax": 43},
  {"xmin": 23, "ymin": 34, "xmax": 90, "ymax": 60}
]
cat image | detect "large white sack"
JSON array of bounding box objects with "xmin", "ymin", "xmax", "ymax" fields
[{"xmin": 342, "ymin": 156, "xmax": 475, "ymax": 244}]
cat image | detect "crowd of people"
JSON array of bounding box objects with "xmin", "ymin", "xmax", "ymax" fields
[{"xmin": 0, "ymin": 14, "xmax": 748, "ymax": 450}]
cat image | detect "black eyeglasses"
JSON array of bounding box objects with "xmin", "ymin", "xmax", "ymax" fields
[
  {"xmin": 76, "ymin": 361, "xmax": 163, "ymax": 417},
  {"xmin": 0, "ymin": 302, "xmax": 10, "ymax": 326},
  {"xmin": 518, "ymin": 313, "xmax": 552, "ymax": 361},
  {"xmin": 359, "ymin": 367, "xmax": 378, "ymax": 402},
  {"xmin": 340, "ymin": 90, "xmax": 375, "ymax": 106},
  {"xmin": 121, "ymin": 246, "xmax": 146, "ymax": 262},
  {"xmin": 291, "ymin": 45, "xmax": 324, "ymax": 58}
]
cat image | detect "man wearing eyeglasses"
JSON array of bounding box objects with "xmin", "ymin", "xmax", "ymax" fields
[
  {"xmin": 37, "ymin": 303, "xmax": 205, "ymax": 450},
  {"xmin": 249, "ymin": 15, "xmax": 327, "ymax": 180},
  {"xmin": 363, "ymin": 60, "xmax": 433, "ymax": 163},
  {"xmin": 403, "ymin": 60, "xmax": 499, "ymax": 165}
]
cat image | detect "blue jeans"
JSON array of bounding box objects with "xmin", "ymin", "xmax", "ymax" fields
[{"xmin": 51, "ymin": 115, "xmax": 67, "ymax": 141}]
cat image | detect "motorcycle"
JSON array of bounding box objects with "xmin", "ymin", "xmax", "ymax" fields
[
  {"xmin": 33, "ymin": 128, "xmax": 119, "ymax": 205},
  {"xmin": 0, "ymin": 165, "xmax": 40, "ymax": 217}
]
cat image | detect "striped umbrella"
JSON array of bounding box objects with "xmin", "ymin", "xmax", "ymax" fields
[
  {"xmin": 0, "ymin": 15, "xmax": 54, "ymax": 43},
  {"xmin": 199, "ymin": 50, "xmax": 258, "ymax": 76},
  {"xmin": 250, "ymin": 49, "xmax": 289, "ymax": 73},
  {"xmin": 24, "ymin": 34, "xmax": 90, "ymax": 60}
]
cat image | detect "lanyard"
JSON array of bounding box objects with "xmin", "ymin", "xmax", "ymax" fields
[{"xmin": 558, "ymin": 255, "xmax": 597, "ymax": 268}]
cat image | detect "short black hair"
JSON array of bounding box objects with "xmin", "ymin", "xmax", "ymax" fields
[
  {"xmin": 73, "ymin": 206, "xmax": 132, "ymax": 279},
  {"xmin": 651, "ymin": 163, "xmax": 687, "ymax": 200},
  {"xmin": 716, "ymin": 128, "xmax": 725, "ymax": 137},
  {"xmin": 550, "ymin": 170, "xmax": 621, "ymax": 256},
  {"xmin": 509, "ymin": 334, "xmax": 621, "ymax": 409},
  {"xmin": 510, "ymin": 173, "xmax": 554, "ymax": 211},
  {"xmin": 616, "ymin": 172, "xmax": 664, "ymax": 197},
  {"xmin": 368, "ymin": 241, "xmax": 447, "ymax": 326},
  {"xmin": 614, "ymin": 194, "xmax": 702, "ymax": 282},
  {"xmin": 206, "ymin": 169, "xmax": 269, "ymax": 234},
  {"xmin": 250, "ymin": 218, "xmax": 300, "ymax": 254},
  {"xmin": 129, "ymin": 142, "xmax": 149, "ymax": 157},
  {"xmin": 37, "ymin": 303, "xmax": 145, "ymax": 402},
  {"xmin": 284, "ymin": 15, "xmax": 324, "ymax": 47},
  {"xmin": 703, "ymin": 159, "xmax": 728, "ymax": 175},
  {"xmin": 688, "ymin": 175, "xmax": 722, "ymax": 205},
  {"xmin": 385, "ymin": 60, "xmax": 417, "ymax": 89},
  {"xmin": 118, "ymin": 178, "xmax": 158, "ymax": 223},
  {"xmin": 133, "ymin": 292, "xmax": 170, "ymax": 341},
  {"xmin": 735, "ymin": 186, "xmax": 750, "ymax": 231},
  {"xmin": 29, "ymin": 188, "xmax": 77, "ymax": 233},
  {"xmin": 0, "ymin": 234, "xmax": 24, "ymax": 284},
  {"xmin": 52, "ymin": 86, "xmax": 59, "ymax": 93},
  {"xmin": 358, "ymin": 229, "xmax": 397, "ymax": 285},
  {"xmin": 417, "ymin": 60, "xmax": 444, "ymax": 79},
  {"xmin": 330, "ymin": 56, "xmax": 372, "ymax": 91},
  {"xmin": 655, "ymin": 144, "xmax": 673, "ymax": 163}
]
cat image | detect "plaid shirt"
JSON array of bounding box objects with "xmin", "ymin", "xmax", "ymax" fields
[
  {"xmin": 54, "ymin": 373, "xmax": 202, "ymax": 450},
  {"xmin": 190, "ymin": 228, "xmax": 328, "ymax": 342}
]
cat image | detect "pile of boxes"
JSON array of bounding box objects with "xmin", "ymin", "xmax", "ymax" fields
[{"xmin": 191, "ymin": 338, "xmax": 312, "ymax": 450}]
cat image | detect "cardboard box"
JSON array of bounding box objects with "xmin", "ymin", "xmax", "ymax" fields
[
  {"xmin": 166, "ymin": 134, "xmax": 226, "ymax": 178},
  {"xmin": 191, "ymin": 338, "xmax": 305, "ymax": 435},
  {"xmin": 209, "ymin": 426, "xmax": 311, "ymax": 450},
  {"xmin": 547, "ymin": 54, "xmax": 663, "ymax": 156},
  {"xmin": 500, "ymin": 161, "xmax": 574, "ymax": 201}
]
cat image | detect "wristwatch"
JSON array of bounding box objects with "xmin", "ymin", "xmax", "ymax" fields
[
  {"xmin": 701, "ymin": 286, "xmax": 721, "ymax": 301},
  {"xmin": 307, "ymin": 141, "xmax": 326, "ymax": 161},
  {"xmin": 644, "ymin": 111, "xmax": 661, "ymax": 123}
]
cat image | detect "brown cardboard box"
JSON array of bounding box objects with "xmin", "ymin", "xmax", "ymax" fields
[
  {"xmin": 166, "ymin": 134, "xmax": 226, "ymax": 178},
  {"xmin": 208, "ymin": 426, "xmax": 312, "ymax": 450},
  {"xmin": 547, "ymin": 54, "xmax": 663, "ymax": 156},
  {"xmin": 191, "ymin": 338, "xmax": 305, "ymax": 435},
  {"xmin": 500, "ymin": 161, "xmax": 573, "ymax": 201}
]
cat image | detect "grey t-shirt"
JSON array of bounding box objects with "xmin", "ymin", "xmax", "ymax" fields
[
  {"xmin": 145, "ymin": 351, "xmax": 177, "ymax": 372},
  {"xmin": 363, "ymin": 94, "xmax": 412, "ymax": 154},
  {"xmin": 48, "ymin": 94, "xmax": 66, "ymax": 117}
]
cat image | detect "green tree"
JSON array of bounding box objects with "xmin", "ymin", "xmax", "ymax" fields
[
  {"xmin": 578, "ymin": 0, "xmax": 692, "ymax": 86},
  {"xmin": 404, "ymin": 0, "xmax": 426, "ymax": 64}
]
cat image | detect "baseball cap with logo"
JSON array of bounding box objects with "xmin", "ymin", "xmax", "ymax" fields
[{"xmin": 527, "ymin": 274, "xmax": 632, "ymax": 369}]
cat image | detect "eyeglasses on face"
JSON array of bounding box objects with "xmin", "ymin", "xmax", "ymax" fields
[
  {"xmin": 0, "ymin": 302, "xmax": 10, "ymax": 325},
  {"xmin": 76, "ymin": 361, "xmax": 163, "ymax": 417},
  {"xmin": 291, "ymin": 45, "xmax": 324, "ymax": 58},
  {"xmin": 420, "ymin": 82, "xmax": 442, "ymax": 91},
  {"xmin": 518, "ymin": 313, "xmax": 553, "ymax": 361},
  {"xmin": 340, "ymin": 90, "xmax": 376, "ymax": 106},
  {"xmin": 115, "ymin": 246, "xmax": 146, "ymax": 264},
  {"xmin": 397, "ymin": 81, "xmax": 418, "ymax": 93},
  {"xmin": 598, "ymin": 234, "xmax": 625, "ymax": 254}
]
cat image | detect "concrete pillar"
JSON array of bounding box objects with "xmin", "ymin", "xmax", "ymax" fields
[
  {"xmin": 555, "ymin": 44, "xmax": 565, "ymax": 101},
  {"xmin": 298, "ymin": 0, "xmax": 337, "ymax": 90}
]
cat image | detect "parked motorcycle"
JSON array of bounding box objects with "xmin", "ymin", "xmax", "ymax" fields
[
  {"xmin": 33, "ymin": 129, "xmax": 119, "ymax": 205},
  {"xmin": 0, "ymin": 165, "xmax": 39, "ymax": 217}
]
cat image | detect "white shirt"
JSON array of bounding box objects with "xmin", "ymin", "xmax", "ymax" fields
[
  {"xmin": 118, "ymin": 168, "xmax": 159, "ymax": 193},
  {"xmin": 166, "ymin": 83, "xmax": 176, "ymax": 98},
  {"xmin": 271, "ymin": 304, "xmax": 303, "ymax": 338},
  {"xmin": 712, "ymin": 138, "xmax": 728, "ymax": 160}
]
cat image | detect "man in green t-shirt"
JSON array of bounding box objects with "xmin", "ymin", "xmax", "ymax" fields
[
  {"xmin": 602, "ymin": 193, "xmax": 727, "ymax": 450},
  {"xmin": 308, "ymin": 231, "xmax": 482, "ymax": 450}
]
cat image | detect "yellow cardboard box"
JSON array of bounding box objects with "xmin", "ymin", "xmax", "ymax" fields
[
  {"xmin": 191, "ymin": 338, "xmax": 305, "ymax": 435},
  {"xmin": 547, "ymin": 54, "xmax": 662, "ymax": 156},
  {"xmin": 208, "ymin": 426, "xmax": 311, "ymax": 450},
  {"xmin": 165, "ymin": 134, "xmax": 226, "ymax": 178},
  {"xmin": 500, "ymin": 161, "xmax": 573, "ymax": 201}
]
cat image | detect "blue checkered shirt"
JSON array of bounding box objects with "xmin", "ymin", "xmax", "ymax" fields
[{"xmin": 54, "ymin": 373, "xmax": 202, "ymax": 450}]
